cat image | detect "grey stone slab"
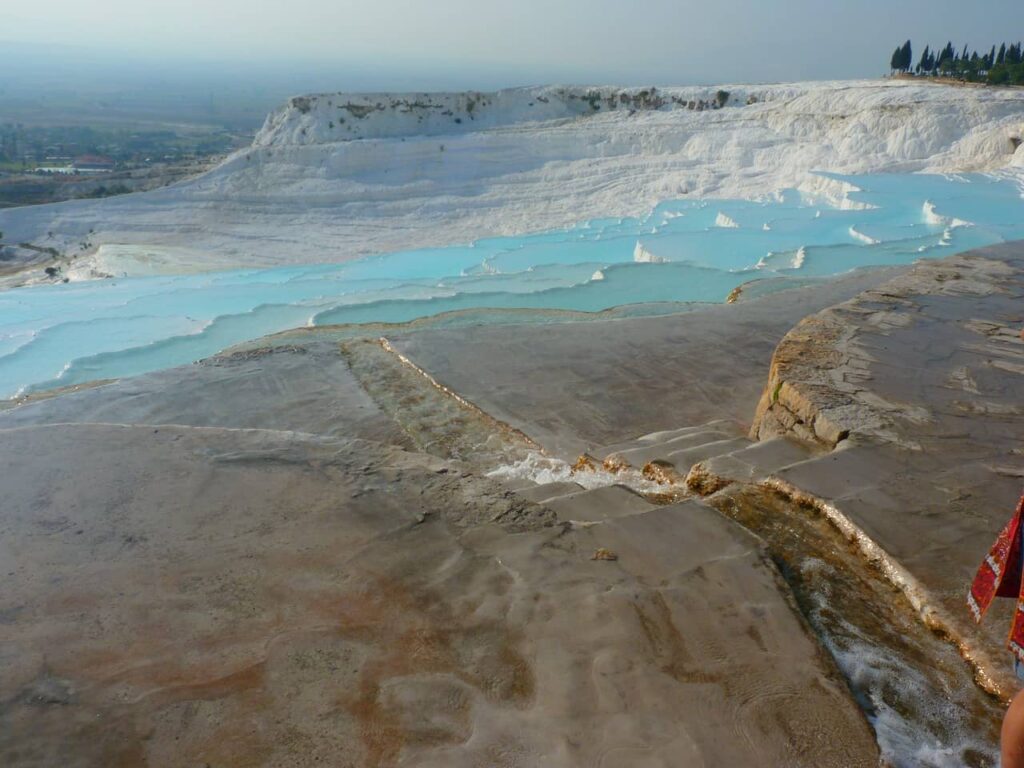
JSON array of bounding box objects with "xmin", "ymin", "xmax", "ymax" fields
[
  {"xmin": 703, "ymin": 437, "xmax": 814, "ymax": 481},
  {"xmin": 664, "ymin": 437, "xmax": 754, "ymax": 470},
  {"xmin": 605, "ymin": 429, "xmax": 733, "ymax": 466},
  {"xmin": 515, "ymin": 481, "xmax": 585, "ymax": 503},
  {"xmin": 0, "ymin": 342, "xmax": 407, "ymax": 446},
  {"xmin": 773, "ymin": 445, "xmax": 898, "ymax": 501},
  {"xmin": 0, "ymin": 422, "xmax": 878, "ymax": 767},
  {"xmin": 542, "ymin": 484, "xmax": 656, "ymax": 523},
  {"xmin": 593, "ymin": 420, "xmax": 739, "ymax": 457},
  {"xmin": 392, "ymin": 266, "xmax": 907, "ymax": 459}
]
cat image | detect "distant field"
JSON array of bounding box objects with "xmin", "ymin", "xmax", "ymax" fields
[{"xmin": 0, "ymin": 116, "xmax": 250, "ymax": 208}]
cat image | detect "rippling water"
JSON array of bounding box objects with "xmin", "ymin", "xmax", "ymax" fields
[
  {"xmin": 709, "ymin": 486, "xmax": 1003, "ymax": 768},
  {"xmin": 2, "ymin": 172, "xmax": 1023, "ymax": 398}
]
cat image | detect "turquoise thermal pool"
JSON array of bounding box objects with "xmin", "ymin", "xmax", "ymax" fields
[{"xmin": 1, "ymin": 172, "xmax": 1023, "ymax": 399}]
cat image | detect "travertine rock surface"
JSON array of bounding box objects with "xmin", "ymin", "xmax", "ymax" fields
[
  {"xmin": 0, "ymin": 333, "xmax": 877, "ymax": 767},
  {"xmin": 750, "ymin": 243, "xmax": 1024, "ymax": 691}
]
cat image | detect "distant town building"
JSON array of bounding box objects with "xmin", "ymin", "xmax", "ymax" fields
[
  {"xmin": 73, "ymin": 155, "xmax": 115, "ymax": 172},
  {"xmin": 32, "ymin": 166, "xmax": 76, "ymax": 175}
]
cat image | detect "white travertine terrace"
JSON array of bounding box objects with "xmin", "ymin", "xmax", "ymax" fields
[{"xmin": 2, "ymin": 80, "xmax": 1023, "ymax": 278}]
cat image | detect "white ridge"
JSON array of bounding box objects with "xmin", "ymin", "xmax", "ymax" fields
[
  {"xmin": 849, "ymin": 225, "xmax": 880, "ymax": 245},
  {"xmin": 792, "ymin": 246, "xmax": 807, "ymax": 269},
  {"xmin": 2, "ymin": 80, "xmax": 1023, "ymax": 278},
  {"xmin": 923, "ymin": 200, "xmax": 973, "ymax": 229},
  {"xmin": 715, "ymin": 212, "xmax": 741, "ymax": 229},
  {"xmin": 633, "ymin": 241, "xmax": 668, "ymax": 263}
]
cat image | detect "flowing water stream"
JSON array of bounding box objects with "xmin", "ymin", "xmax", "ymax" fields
[
  {"xmin": 342, "ymin": 334, "xmax": 1006, "ymax": 767},
  {"xmin": 709, "ymin": 486, "xmax": 1003, "ymax": 768}
]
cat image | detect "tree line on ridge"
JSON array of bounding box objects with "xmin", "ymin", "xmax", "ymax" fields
[{"xmin": 889, "ymin": 39, "xmax": 1024, "ymax": 85}]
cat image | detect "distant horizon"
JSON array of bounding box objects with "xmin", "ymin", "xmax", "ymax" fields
[
  {"xmin": 3, "ymin": 20, "xmax": 1024, "ymax": 133},
  {"xmin": 0, "ymin": 38, "xmax": 892, "ymax": 92},
  {"xmin": 0, "ymin": 37, "xmax": 982, "ymax": 99},
  {"xmin": 7, "ymin": 0, "xmax": 1024, "ymax": 90}
]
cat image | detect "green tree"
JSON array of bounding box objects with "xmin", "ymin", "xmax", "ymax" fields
[
  {"xmin": 989, "ymin": 64, "xmax": 1010, "ymax": 85},
  {"xmin": 891, "ymin": 46, "xmax": 903, "ymax": 72},
  {"xmin": 918, "ymin": 45, "xmax": 931, "ymax": 73},
  {"xmin": 936, "ymin": 42, "xmax": 955, "ymax": 73}
]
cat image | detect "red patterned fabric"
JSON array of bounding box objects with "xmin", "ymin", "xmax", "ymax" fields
[{"xmin": 969, "ymin": 493, "xmax": 1024, "ymax": 662}]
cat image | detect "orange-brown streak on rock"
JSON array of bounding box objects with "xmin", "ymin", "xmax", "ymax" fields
[
  {"xmin": 142, "ymin": 660, "xmax": 267, "ymax": 706},
  {"xmin": 325, "ymin": 575, "xmax": 534, "ymax": 766},
  {"xmin": 632, "ymin": 592, "xmax": 721, "ymax": 685}
]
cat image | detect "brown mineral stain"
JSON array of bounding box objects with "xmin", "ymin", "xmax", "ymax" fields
[
  {"xmin": 633, "ymin": 593, "xmax": 721, "ymax": 685},
  {"xmin": 147, "ymin": 660, "xmax": 266, "ymax": 705},
  {"xmin": 323, "ymin": 577, "xmax": 535, "ymax": 767}
]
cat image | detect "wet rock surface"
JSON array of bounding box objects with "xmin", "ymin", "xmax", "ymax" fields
[
  {"xmin": 0, "ymin": 428, "xmax": 877, "ymax": 766},
  {"xmin": 746, "ymin": 242, "xmax": 1024, "ymax": 693},
  {"xmin": 3, "ymin": 245, "xmax": 1021, "ymax": 764},
  {"xmin": 0, "ymin": 308, "xmax": 880, "ymax": 765},
  {"xmin": 0, "ymin": 341, "xmax": 407, "ymax": 445},
  {"xmin": 391, "ymin": 266, "xmax": 906, "ymax": 459}
]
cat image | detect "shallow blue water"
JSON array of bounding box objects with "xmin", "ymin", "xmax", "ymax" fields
[{"xmin": 1, "ymin": 172, "xmax": 1023, "ymax": 398}]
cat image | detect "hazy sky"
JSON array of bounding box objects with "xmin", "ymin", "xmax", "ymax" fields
[{"xmin": 7, "ymin": 0, "xmax": 1024, "ymax": 87}]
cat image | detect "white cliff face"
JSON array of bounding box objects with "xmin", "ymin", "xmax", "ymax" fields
[
  {"xmin": 2, "ymin": 80, "xmax": 1024, "ymax": 276},
  {"xmin": 252, "ymin": 87, "xmax": 679, "ymax": 145}
]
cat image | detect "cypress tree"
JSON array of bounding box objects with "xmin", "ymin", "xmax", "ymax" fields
[
  {"xmin": 938, "ymin": 42, "xmax": 955, "ymax": 72},
  {"xmin": 884, "ymin": 38, "xmax": 1024, "ymax": 80}
]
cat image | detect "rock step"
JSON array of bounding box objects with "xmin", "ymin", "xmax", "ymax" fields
[
  {"xmin": 502, "ymin": 477, "xmax": 545, "ymax": 492},
  {"xmin": 604, "ymin": 430, "xmax": 733, "ymax": 468},
  {"xmin": 662, "ymin": 437, "xmax": 754, "ymax": 470},
  {"xmin": 591, "ymin": 420, "xmax": 739, "ymax": 459},
  {"xmin": 589, "ymin": 498, "xmax": 756, "ymax": 574},
  {"xmin": 515, "ymin": 480, "xmax": 585, "ymax": 504},
  {"xmin": 699, "ymin": 437, "xmax": 816, "ymax": 484},
  {"xmin": 770, "ymin": 444, "xmax": 904, "ymax": 501},
  {"xmin": 542, "ymin": 484, "xmax": 656, "ymax": 524}
]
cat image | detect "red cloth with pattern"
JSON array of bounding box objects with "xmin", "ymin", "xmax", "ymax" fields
[{"xmin": 969, "ymin": 493, "xmax": 1024, "ymax": 661}]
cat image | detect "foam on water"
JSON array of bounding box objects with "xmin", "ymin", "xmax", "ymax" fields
[
  {"xmin": 2, "ymin": 171, "xmax": 1024, "ymax": 398},
  {"xmin": 792, "ymin": 246, "xmax": 807, "ymax": 269},
  {"xmin": 709, "ymin": 486, "xmax": 1004, "ymax": 768},
  {"xmin": 485, "ymin": 450, "xmax": 667, "ymax": 496}
]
